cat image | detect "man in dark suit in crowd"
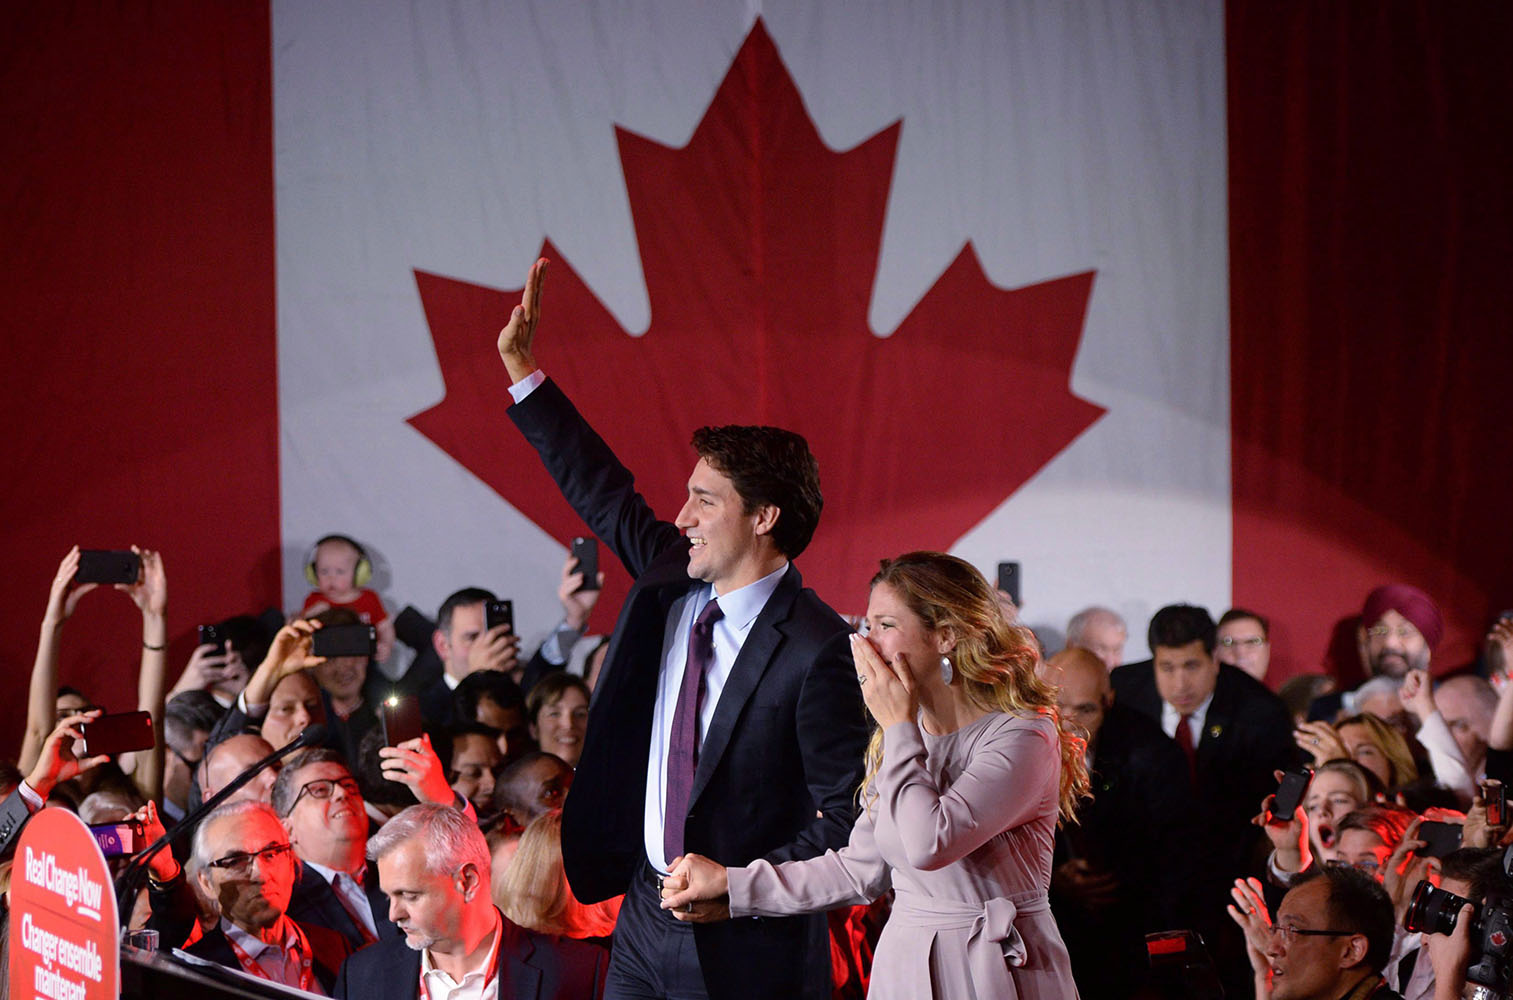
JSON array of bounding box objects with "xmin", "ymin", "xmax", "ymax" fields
[
  {"xmin": 496, "ymin": 258, "xmax": 869, "ymax": 1000},
  {"xmin": 334, "ymin": 803, "xmax": 605, "ymax": 1000},
  {"xmin": 276, "ymin": 746, "xmax": 469, "ymax": 953},
  {"xmin": 421, "ymin": 587, "xmax": 520, "ymax": 729},
  {"xmin": 1112, "ymin": 603, "xmax": 1298, "ymax": 996},
  {"xmin": 1044, "ymin": 647, "xmax": 1192, "ymax": 998},
  {"xmin": 186, "ymin": 800, "xmax": 348, "ymax": 993}
]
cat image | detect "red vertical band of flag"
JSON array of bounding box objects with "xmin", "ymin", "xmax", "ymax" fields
[
  {"xmin": 1228, "ymin": 1, "xmax": 1513, "ymax": 684},
  {"xmin": 0, "ymin": 2, "xmax": 279, "ymax": 736}
]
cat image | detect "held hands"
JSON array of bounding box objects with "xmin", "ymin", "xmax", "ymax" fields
[
  {"xmin": 26, "ymin": 710, "xmax": 109, "ymax": 799},
  {"xmin": 44, "ymin": 547, "xmax": 97, "ymax": 627},
  {"xmin": 497, "ymin": 258, "xmax": 548, "ymax": 383},
  {"xmin": 659, "ymin": 853, "xmax": 731, "ymax": 923},
  {"xmin": 849, "ymin": 633, "xmax": 917, "ymax": 729},
  {"xmin": 379, "ymin": 734, "xmax": 455, "ymax": 807}
]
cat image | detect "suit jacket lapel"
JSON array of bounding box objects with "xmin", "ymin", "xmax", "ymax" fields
[
  {"xmin": 292, "ymin": 861, "xmax": 363, "ymax": 946},
  {"xmin": 688, "ymin": 567, "xmax": 800, "ymax": 807},
  {"xmin": 497, "ymin": 913, "xmax": 542, "ymax": 1000}
]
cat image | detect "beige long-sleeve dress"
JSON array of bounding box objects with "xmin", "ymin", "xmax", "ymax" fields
[{"xmin": 727, "ymin": 711, "xmax": 1079, "ymax": 999}]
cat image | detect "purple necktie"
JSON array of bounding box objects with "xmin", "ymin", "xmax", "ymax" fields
[{"xmin": 664, "ymin": 598, "xmax": 723, "ymax": 864}]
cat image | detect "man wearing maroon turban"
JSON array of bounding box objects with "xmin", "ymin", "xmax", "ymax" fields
[{"xmin": 1357, "ymin": 584, "xmax": 1443, "ymax": 679}]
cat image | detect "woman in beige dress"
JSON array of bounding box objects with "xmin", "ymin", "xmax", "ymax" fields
[{"xmin": 660, "ymin": 551, "xmax": 1088, "ymax": 999}]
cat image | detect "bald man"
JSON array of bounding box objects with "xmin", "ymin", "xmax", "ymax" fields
[
  {"xmin": 202, "ymin": 734, "xmax": 280, "ymax": 805},
  {"xmin": 1044, "ymin": 647, "xmax": 1194, "ymax": 999}
]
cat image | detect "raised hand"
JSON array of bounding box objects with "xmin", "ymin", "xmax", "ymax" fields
[
  {"xmin": 559, "ymin": 553, "xmax": 604, "ymax": 631},
  {"xmin": 496, "ymin": 258, "xmax": 548, "ymax": 383},
  {"xmin": 1293, "ymin": 720, "xmax": 1348, "ymax": 766},
  {"xmin": 850, "ymin": 632, "xmax": 917, "ymax": 729},
  {"xmin": 27, "ymin": 711, "xmax": 109, "ymax": 798},
  {"xmin": 379, "ymin": 734, "xmax": 456, "ymax": 807},
  {"xmin": 44, "ymin": 546, "xmax": 97, "ymax": 627},
  {"xmin": 117, "ymin": 545, "xmax": 166, "ymax": 617},
  {"xmin": 1399, "ymin": 668, "xmax": 1437, "ymax": 723}
]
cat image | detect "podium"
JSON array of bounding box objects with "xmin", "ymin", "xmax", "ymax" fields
[{"xmin": 122, "ymin": 945, "xmax": 325, "ymax": 999}]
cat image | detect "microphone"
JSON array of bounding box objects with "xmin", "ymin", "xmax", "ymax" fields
[{"xmin": 114, "ymin": 723, "xmax": 330, "ymax": 919}]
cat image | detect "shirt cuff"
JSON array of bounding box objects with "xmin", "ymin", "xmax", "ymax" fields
[
  {"xmin": 507, "ymin": 369, "xmax": 546, "ymax": 404},
  {"xmin": 540, "ymin": 620, "xmax": 584, "ymax": 667},
  {"xmin": 18, "ymin": 781, "xmax": 44, "ymax": 812},
  {"xmin": 238, "ymin": 690, "xmax": 268, "ymax": 720}
]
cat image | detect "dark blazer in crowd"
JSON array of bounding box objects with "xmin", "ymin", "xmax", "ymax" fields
[
  {"xmin": 332, "ymin": 909, "xmax": 606, "ymax": 1000},
  {"xmin": 509, "ymin": 378, "xmax": 869, "ymax": 1000},
  {"xmin": 287, "ymin": 857, "xmax": 402, "ymax": 953},
  {"xmin": 1112, "ymin": 659, "xmax": 1299, "ymax": 995},
  {"xmin": 1052, "ymin": 701, "xmax": 1194, "ymax": 998},
  {"xmin": 184, "ymin": 918, "xmax": 348, "ymax": 994},
  {"xmin": 0, "ymin": 789, "xmax": 31, "ymax": 859}
]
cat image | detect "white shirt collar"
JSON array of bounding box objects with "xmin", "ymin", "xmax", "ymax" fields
[
  {"xmin": 1161, "ymin": 690, "xmax": 1216, "ymax": 740},
  {"xmin": 704, "ymin": 562, "xmax": 789, "ymax": 630}
]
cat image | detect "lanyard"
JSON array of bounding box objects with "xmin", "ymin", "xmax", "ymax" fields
[
  {"xmin": 225, "ymin": 918, "xmax": 317, "ymax": 993},
  {"xmin": 418, "ymin": 917, "xmax": 502, "ymax": 1000}
]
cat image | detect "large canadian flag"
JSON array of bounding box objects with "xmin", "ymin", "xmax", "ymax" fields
[
  {"xmin": 274, "ymin": 3, "xmax": 1229, "ymax": 663},
  {"xmin": 3, "ymin": 2, "xmax": 1506, "ymax": 731}
]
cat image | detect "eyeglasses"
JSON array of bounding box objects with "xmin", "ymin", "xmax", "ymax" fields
[
  {"xmin": 1218, "ymin": 636, "xmax": 1267, "ymax": 649},
  {"xmin": 1366, "ymin": 625, "xmax": 1419, "ymax": 641},
  {"xmin": 1325, "ymin": 858, "xmax": 1381, "ymax": 875},
  {"xmin": 1270, "ymin": 923, "xmax": 1360, "ymax": 945},
  {"xmin": 287, "ymin": 776, "xmax": 361, "ymax": 813},
  {"xmin": 207, "ymin": 842, "xmax": 293, "ymax": 873}
]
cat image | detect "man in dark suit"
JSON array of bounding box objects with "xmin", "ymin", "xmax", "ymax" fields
[
  {"xmin": 185, "ymin": 800, "xmax": 349, "ymax": 993},
  {"xmin": 1111, "ymin": 603, "xmax": 1298, "ymax": 996},
  {"xmin": 335, "ymin": 803, "xmax": 605, "ymax": 999},
  {"xmin": 421, "ymin": 587, "xmax": 521, "ymax": 729},
  {"xmin": 496, "ymin": 258, "xmax": 869, "ymax": 1000},
  {"xmin": 274, "ymin": 747, "xmax": 467, "ymax": 952},
  {"xmin": 1044, "ymin": 647, "xmax": 1192, "ymax": 998}
]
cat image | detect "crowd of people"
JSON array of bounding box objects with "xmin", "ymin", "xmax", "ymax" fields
[{"xmin": 2, "ymin": 258, "xmax": 1511, "ymax": 1000}]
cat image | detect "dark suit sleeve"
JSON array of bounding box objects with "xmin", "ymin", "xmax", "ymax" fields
[
  {"xmin": 146, "ymin": 870, "xmax": 199, "ymax": 947},
  {"xmin": 332, "ymin": 955, "xmax": 351, "ymax": 1000},
  {"xmin": 508, "ymin": 377, "xmax": 682, "ymax": 579},
  {"xmin": 0, "ymin": 788, "xmax": 33, "ymax": 859},
  {"xmin": 759, "ymin": 630, "xmax": 869, "ymax": 864}
]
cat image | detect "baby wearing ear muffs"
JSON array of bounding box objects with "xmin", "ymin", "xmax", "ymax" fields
[{"xmin": 300, "ymin": 533, "xmax": 395, "ymax": 663}]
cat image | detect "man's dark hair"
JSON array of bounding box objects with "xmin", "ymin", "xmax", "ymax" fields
[
  {"xmin": 1292, "ymin": 865, "xmax": 1395, "ymax": 973},
  {"xmin": 438, "ymin": 722, "xmax": 501, "ymax": 781},
  {"xmin": 164, "ymin": 690, "xmax": 225, "ymax": 756},
  {"xmin": 1440, "ymin": 847, "xmax": 1504, "ymax": 903},
  {"xmin": 437, "ymin": 587, "xmax": 497, "ymax": 636},
  {"xmin": 271, "ymin": 747, "xmax": 350, "ymax": 817},
  {"xmin": 690, "ymin": 425, "xmax": 823, "ymax": 559},
  {"xmin": 491, "ymin": 750, "xmax": 571, "ymax": 825},
  {"xmin": 353, "ymin": 727, "xmax": 415, "ymax": 809},
  {"xmin": 454, "ymin": 669, "xmax": 525, "ymax": 724},
  {"xmin": 220, "ymin": 614, "xmax": 274, "ymax": 670},
  {"xmin": 526, "ymin": 671, "xmax": 591, "ymax": 723},
  {"xmin": 1218, "ymin": 607, "xmax": 1270, "ymax": 637},
  {"xmin": 1147, "ymin": 604, "xmax": 1218, "ymax": 656}
]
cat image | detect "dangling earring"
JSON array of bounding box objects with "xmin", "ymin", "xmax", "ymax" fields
[{"xmin": 940, "ymin": 655, "xmax": 954, "ymax": 685}]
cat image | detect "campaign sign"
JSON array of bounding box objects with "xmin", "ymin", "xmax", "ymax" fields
[{"xmin": 9, "ymin": 808, "xmax": 118, "ymax": 1000}]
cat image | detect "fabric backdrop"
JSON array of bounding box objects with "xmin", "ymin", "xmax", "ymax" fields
[{"xmin": 2, "ymin": 1, "xmax": 1508, "ymax": 741}]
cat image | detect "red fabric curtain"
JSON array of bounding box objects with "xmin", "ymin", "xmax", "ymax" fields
[{"xmin": 1228, "ymin": 1, "xmax": 1513, "ymax": 683}]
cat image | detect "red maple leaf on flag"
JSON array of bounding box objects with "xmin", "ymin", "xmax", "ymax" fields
[{"xmin": 408, "ymin": 20, "xmax": 1104, "ymax": 623}]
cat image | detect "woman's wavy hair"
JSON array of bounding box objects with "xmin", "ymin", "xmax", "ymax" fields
[
  {"xmin": 1336, "ymin": 712, "xmax": 1419, "ymax": 791},
  {"xmin": 860, "ymin": 552, "xmax": 1089, "ymax": 822},
  {"xmin": 494, "ymin": 809, "xmax": 619, "ymax": 938}
]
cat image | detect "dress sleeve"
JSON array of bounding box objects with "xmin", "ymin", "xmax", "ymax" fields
[
  {"xmin": 727, "ymin": 796, "xmax": 891, "ymax": 918},
  {"xmin": 879, "ymin": 715, "xmax": 1057, "ymax": 872}
]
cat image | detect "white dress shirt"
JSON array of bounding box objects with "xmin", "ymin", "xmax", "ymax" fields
[
  {"xmin": 1160, "ymin": 692, "xmax": 1216, "ymax": 746},
  {"xmin": 420, "ymin": 911, "xmax": 502, "ymax": 1000},
  {"xmin": 304, "ymin": 859, "xmax": 379, "ymax": 940}
]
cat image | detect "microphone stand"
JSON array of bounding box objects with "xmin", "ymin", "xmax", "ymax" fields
[{"xmin": 114, "ymin": 723, "xmax": 329, "ymax": 924}]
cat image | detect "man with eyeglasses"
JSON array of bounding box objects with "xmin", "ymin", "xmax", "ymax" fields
[
  {"xmin": 1241, "ymin": 865, "xmax": 1400, "ymax": 1000},
  {"xmin": 276, "ymin": 745, "xmax": 471, "ymax": 954},
  {"xmin": 185, "ymin": 800, "xmax": 350, "ymax": 993},
  {"xmin": 1308, "ymin": 584, "xmax": 1444, "ymax": 724},
  {"xmin": 1218, "ymin": 608, "xmax": 1273, "ymax": 683}
]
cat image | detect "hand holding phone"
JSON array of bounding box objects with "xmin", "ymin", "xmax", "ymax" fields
[
  {"xmin": 311, "ymin": 623, "xmax": 376, "ymax": 658},
  {"xmin": 79, "ymin": 710, "xmax": 156, "ymax": 757},
  {"xmin": 77, "ymin": 549, "xmax": 141, "ymax": 585},
  {"xmin": 571, "ymin": 537, "xmax": 601, "ymax": 593},
  {"xmin": 380, "ymin": 695, "xmax": 424, "ymax": 747},
  {"xmin": 1267, "ymin": 767, "xmax": 1314, "ymax": 824}
]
